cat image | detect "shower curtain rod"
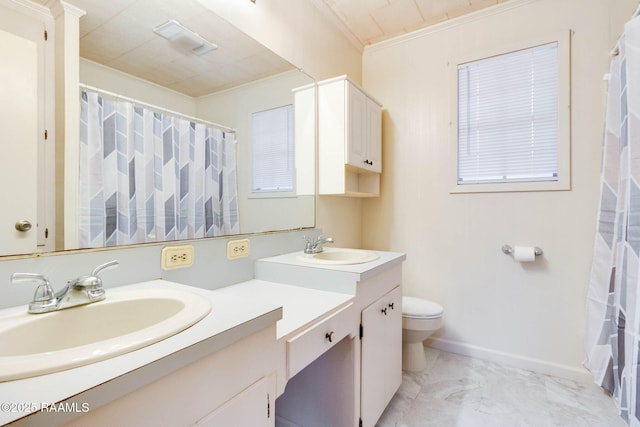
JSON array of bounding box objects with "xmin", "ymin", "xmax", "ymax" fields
[{"xmin": 79, "ymin": 83, "xmax": 236, "ymax": 133}]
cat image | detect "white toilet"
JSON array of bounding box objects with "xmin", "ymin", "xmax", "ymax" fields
[{"xmin": 402, "ymin": 296, "xmax": 444, "ymax": 372}]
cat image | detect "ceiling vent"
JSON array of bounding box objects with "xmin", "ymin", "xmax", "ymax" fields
[{"xmin": 153, "ymin": 19, "xmax": 217, "ymax": 56}]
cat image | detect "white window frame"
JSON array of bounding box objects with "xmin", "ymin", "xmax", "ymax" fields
[
  {"xmin": 249, "ymin": 104, "xmax": 296, "ymax": 199},
  {"xmin": 450, "ymin": 31, "xmax": 571, "ymax": 194}
]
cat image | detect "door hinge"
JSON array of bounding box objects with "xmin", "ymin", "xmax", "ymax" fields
[
  {"xmin": 359, "ymin": 323, "xmax": 364, "ymax": 339},
  {"xmin": 44, "ymin": 129, "xmax": 48, "ymax": 140},
  {"xmin": 359, "ymin": 417, "xmax": 363, "ymax": 427},
  {"xmin": 44, "ymin": 228, "xmax": 49, "ymax": 239},
  {"xmin": 44, "ymin": 30, "xmax": 48, "ymax": 41},
  {"xmin": 267, "ymin": 393, "xmax": 270, "ymax": 418}
]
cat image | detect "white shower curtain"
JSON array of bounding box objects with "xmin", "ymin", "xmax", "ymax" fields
[
  {"xmin": 586, "ymin": 12, "xmax": 640, "ymax": 425},
  {"xmin": 78, "ymin": 90, "xmax": 240, "ymax": 248}
]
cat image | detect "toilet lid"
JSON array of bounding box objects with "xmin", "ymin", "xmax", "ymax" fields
[{"xmin": 402, "ymin": 296, "xmax": 443, "ymax": 319}]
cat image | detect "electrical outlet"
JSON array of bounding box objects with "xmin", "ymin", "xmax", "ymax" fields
[
  {"xmin": 227, "ymin": 238, "xmax": 250, "ymax": 260},
  {"xmin": 161, "ymin": 245, "xmax": 194, "ymax": 270}
]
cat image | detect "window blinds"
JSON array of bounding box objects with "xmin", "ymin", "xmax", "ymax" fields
[
  {"xmin": 457, "ymin": 42, "xmax": 559, "ymax": 184},
  {"xmin": 251, "ymin": 104, "xmax": 294, "ymax": 193}
]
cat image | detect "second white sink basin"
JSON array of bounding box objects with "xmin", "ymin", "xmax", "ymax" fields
[
  {"xmin": 298, "ymin": 248, "xmax": 379, "ymax": 265},
  {"xmin": 0, "ymin": 288, "xmax": 211, "ymax": 382}
]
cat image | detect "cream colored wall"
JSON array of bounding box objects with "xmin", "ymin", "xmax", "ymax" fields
[
  {"xmin": 361, "ymin": 0, "xmax": 638, "ymax": 380},
  {"xmin": 80, "ymin": 59, "xmax": 197, "ymax": 115}
]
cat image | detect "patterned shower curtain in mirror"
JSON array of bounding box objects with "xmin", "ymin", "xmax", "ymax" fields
[
  {"xmin": 586, "ymin": 11, "xmax": 640, "ymax": 425},
  {"xmin": 79, "ymin": 90, "xmax": 240, "ymax": 248}
]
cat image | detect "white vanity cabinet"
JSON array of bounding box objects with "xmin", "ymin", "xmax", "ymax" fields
[
  {"xmin": 318, "ymin": 75, "xmax": 382, "ymax": 197},
  {"xmin": 255, "ymin": 250, "xmax": 406, "ymax": 427},
  {"xmin": 61, "ymin": 323, "xmax": 282, "ymax": 427},
  {"xmin": 360, "ymin": 285, "xmax": 403, "ymax": 427}
]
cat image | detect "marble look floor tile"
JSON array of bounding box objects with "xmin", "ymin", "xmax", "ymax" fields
[{"xmin": 377, "ymin": 348, "xmax": 623, "ymax": 427}]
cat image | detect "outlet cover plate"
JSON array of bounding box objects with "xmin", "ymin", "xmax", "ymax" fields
[
  {"xmin": 227, "ymin": 238, "xmax": 250, "ymax": 260},
  {"xmin": 161, "ymin": 245, "xmax": 195, "ymax": 270}
]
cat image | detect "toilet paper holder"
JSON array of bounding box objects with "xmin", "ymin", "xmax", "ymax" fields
[{"xmin": 501, "ymin": 245, "xmax": 543, "ymax": 257}]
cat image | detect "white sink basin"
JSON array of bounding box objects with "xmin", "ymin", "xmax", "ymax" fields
[
  {"xmin": 298, "ymin": 248, "xmax": 379, "ymax": 265},
  {"xmin": 0, "ymin": 288, "xmax": 211, "ymax": 381}
]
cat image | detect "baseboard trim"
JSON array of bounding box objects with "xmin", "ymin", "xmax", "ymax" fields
[{"xmin": 427, "ymin": 337, "xmax": 594, "ymax": 383}]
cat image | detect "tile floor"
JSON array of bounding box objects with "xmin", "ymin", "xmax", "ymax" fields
[{"xmin": 377, "ymin": 348, "xmax": 624, "ymax": 427}]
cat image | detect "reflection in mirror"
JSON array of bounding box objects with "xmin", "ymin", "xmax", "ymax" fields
[{"xmin": 7, "ymin": 0, "xmax": 315, "ymax": 255}]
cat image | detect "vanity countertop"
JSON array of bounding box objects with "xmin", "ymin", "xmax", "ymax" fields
[
  {"xmin": 0, "ymin": 279, "xmax": 283, "ymax": 426},
  {"xmin": 0, "ymin": 277, "xmax": 355, "ymax": 426},
  {"xmin": 258, "ymin": 248, "xmax": 406, "ymax": 280},
  {"xmin": 255, "ymin": 248, "xmax": 407, "ymax": 295},
  {"xmin": 215, "ymin": 280, "xmax": 353, "ymax": 339},
  {"xmin": 0, "ymin": 250, "xmax": 399, "ymax": 425}
]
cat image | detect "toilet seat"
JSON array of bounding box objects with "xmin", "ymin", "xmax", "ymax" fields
[{"xmin": 402, "ymin": 296, "xmax": 443, "ymax": 319}]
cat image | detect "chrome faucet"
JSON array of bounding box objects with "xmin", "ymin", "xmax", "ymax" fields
[
  {"xmin": 11, "ymin": 260, "xmax": 119, "ymax": 314},
  {"xmin": 303, "ymin": 235, "xmax": 334, "ymax": 254}
]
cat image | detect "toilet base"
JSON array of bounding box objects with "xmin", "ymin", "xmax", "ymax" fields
[{"xmin": 402, "ymin": 341, "xmax": 427, "ymax": 372}]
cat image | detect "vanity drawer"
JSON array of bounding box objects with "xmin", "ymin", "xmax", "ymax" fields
[{"xmin": 287, "ymin": 302, "xmax": 355, "ymax": 378}]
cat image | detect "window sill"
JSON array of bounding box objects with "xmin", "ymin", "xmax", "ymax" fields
[{"xmin": 449, "ymin": 180, "xmax": 570, "ymax": 194}]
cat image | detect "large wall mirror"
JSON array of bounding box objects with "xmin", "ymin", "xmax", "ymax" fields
[{"xmin": 1, "ymin": 0, "xmax": 315, "ymax": 256}]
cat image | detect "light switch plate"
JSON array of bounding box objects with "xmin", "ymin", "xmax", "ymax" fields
[
  {"xmin": 161, "ymin": 245, "xmax": 195, "ymax": 270},
  {"xmin": 227, "ymin": 238, "xmax": 250, "ymax": 260}
]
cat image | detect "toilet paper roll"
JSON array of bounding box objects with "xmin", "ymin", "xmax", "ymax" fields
[{"xmin": 513, "ymin": 246, "xmax": 536, "ymax": 262}]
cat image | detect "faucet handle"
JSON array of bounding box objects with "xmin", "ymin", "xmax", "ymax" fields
[
  {"xmin": 11, "ymin": 273, "xmax": 54, "ymax": 300},
  {"xmin": 69, "ymin": 260, "xmax": 118, "ymax": 302},
  {"xmin": 92, "ymin": 260, "xmax": 119, "ymax": 277},
  {"xmin": 11, "ymin": 273, "xmax": 57, "ymax": 310}
]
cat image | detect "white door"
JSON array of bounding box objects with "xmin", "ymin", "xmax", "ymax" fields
[{"xmin": 0, "ymin": 9, "xmax": 42, "ymax": 255}]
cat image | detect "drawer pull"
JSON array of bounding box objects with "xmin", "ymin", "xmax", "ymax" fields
[
  {"xmin": 388, "ymin": 302, "xmax": 395, "ymax": 310},
  {"xmin": 325, "ymin": 331, "xmax": 335, "ymax": 342},
  {"xmin": 381, "ymin": 307, "xmax": 387, "ymax": 315}
]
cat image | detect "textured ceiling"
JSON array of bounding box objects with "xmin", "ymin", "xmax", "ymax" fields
[
  {"xmin": 31, "ymin": 0, "xmax": 510, "ymax": 96},
  {"xmin": 34, "ymin": 0, "xmax": 294, "ymax": 97},
  {"xmin": 319, "ymin": 0, "xmax": 510, "ymax": 45}
]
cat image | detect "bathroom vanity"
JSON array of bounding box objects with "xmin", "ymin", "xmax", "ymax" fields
[{"xmin": 0, "ymin": 249, "xmax": 405, "ymax": 427}]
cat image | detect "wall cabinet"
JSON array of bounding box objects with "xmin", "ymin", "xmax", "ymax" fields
[
  {"xmin": 318, "ymin": 75, "xmax": 382, "ymax": 197},
  {"xmin": 360, "ymin": 285, "xmax": 403, "ymax": 427}
]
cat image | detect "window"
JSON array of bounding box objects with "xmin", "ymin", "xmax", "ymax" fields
[
  {"xmin": 454, "ymin": 34, "xmax": 570, "ymax": 193},
  {"xmin": 251, "ymin": 105, "xmax": 294, "ymax": 195}
]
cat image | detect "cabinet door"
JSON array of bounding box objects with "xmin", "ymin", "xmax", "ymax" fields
[
  {"xmin": 360, "ymin": 285, "xmax": 402, "ymax": 427},
  {"xmin": 384, "ymin": 286, "xmax": 403, "ymax": 401},
  {"xmin": 346, "ymin": 82, "xmax": 368, "ymax": 170},
  {"xmin": 366, "ymin": 98, "xmax": 382, "ymax": 173},
  {"xmin": 197, "ymin": 374, "xmax": 275, "ymax": 427}
]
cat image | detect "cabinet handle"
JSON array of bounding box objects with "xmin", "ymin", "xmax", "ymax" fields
[
  {"xmin": 364, "ymin": 160, "xmax": 373, "ymax": 166},
  {"xmin": 325, "ymin": 331, "xmax": 335, "ymax": 343},
  {"xmin": 381, "ymin": 307, "xmax": 387, "ymax": 315},
  {"xmin": 388, "ymin": 302, "xmax": 395, "ymax": 310}
]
